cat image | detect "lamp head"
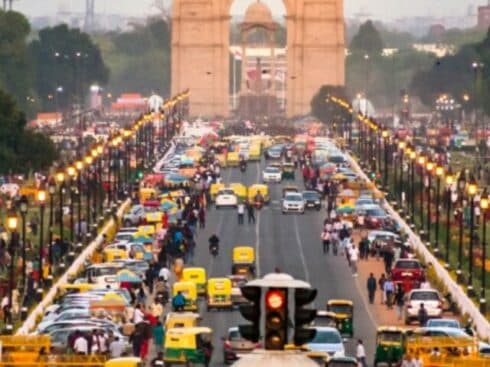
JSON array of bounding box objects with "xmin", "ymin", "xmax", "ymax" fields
[
  {"xmin": 55, "ymin": 171, "xmax": 65, "ymax": 183},
  {"xmin": 6, "ymin": 211, "xmax": 18, "ymax": 231},
  {"xmin": 75, "ymin": 160, "xmax": 84, "ymax": 171},
  {"xmin": 435, "ymin": 165, "xmax": 444, "ymax": 177},
  {"xmin": 426, "ymin": 161, "xmax": 434, "ymax": 172},
  {"xmin": 37, "ymin": 189, "xmax": 47, "ymax": 204},
  {"xmin": 67, "ymin": 165, "xmax": 76, "ymax": 177}
]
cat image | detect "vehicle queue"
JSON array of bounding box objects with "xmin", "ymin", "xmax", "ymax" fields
[{"xmin": 4, "ymin": 119, "xmax": 489, "ymax": 367}]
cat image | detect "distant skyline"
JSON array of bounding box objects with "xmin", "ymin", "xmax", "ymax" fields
[{"xmin": 13, "ymin": 0, "xmax": 481, "ymax": 21}]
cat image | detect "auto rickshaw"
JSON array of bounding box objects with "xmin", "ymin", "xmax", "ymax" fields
[
  {"xmin": 314, "ymin": 310, "xmax": 338, "ymax": 328},
  {"xmin": 139, "ymin": 187, "xmax": 157, "ymax": 204},
  {"xmin": 326, "ymin": 299, "xmax": 354, "ymax": 338},
  {"xmin": 210, "ymin": 183, "xmax": 225, "ymax": 201},
  {"xmin": 0, "ymin": 335, "xmax": 51, "ymax": 364},
  {"xmin": 136, "ymin": 225, "xmax": 156, "ymax": 238},
  {"xmin": 227, "ymin": 152, "xmax": 240, "ymax": 167},
  {"xmin": 207, "ymin": 277, "xmax": 232, "ymax": 311},
  {"xmin": 165, "ymin": 312, "xmax": 201, "ymax": 329},
  {"xmin": 229, "ymin": 183, "xmax": 248, "ymax": 202},
  {"xmin": 374, "ymin": 326, "xmax": 406, "ymax": 367},
  {"xmin": 105, "ymin": 357, "xmax": 142, "ymax": 367},
  {"xmin": 164, "ymin": 327, "xmax": 213, "ymax": 367},
  {"xmin": 282, "ymin": 162, "xmax": 296, "ymax": 180},
  {"xmin": 282, "ymin": 185, "xmax": 299, "ymax": 198},
  {"xmin": 59, "ymin": 283, "xmax": 97, "ymax": 296},
  {"xmin": 231, "ymin": 246, "xmax": 256, "ymax": 279},
  {"xmin": 182, "ymin": 267, "xmax": 207, "ymax": 296},
  {"xmin": 326, "ymin": 356, "xmax": 358, "ymax": 367},
  {"xmin": 173, "ymin": 281, "xmax": 198, "ymax": 311},
  {"xmin": 248, "ymin": 144, "xmax": 261, "ymax": 161},
  {"xmin": 103, "ymin": 248, "xmax": 127, "ymax": 262},
  {"xmin": 248, "ymin": 184, "xmax": 269, "ymax": 203}
]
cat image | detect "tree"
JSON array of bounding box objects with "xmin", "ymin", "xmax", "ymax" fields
[
  {"xmin": 0, "ymin": 89, "xmax": 57, "ymax": 174},
  {"xmin": 0, "ymin": 10, "xmax": 34, "ymax": 110},
  {"xmin": 29, "ymin": 24, "xmax": 109, "ymax": 110},
  {"xmin": 350, "ymin": 20, "xmax": 385, "ymax": 56},
  {"xmin": 310, "ymin": 85, "xmax": 350, "ymax": 125}
]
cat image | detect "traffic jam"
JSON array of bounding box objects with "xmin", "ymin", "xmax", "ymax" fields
[{"xmin": 8, "ymin": 118, "xmax": 490, "ymax": 367}]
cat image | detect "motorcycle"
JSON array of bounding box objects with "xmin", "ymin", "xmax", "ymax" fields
[
  {"xmin": 254, "ymin": 199, "xmax": 264, "ymax": 210},
  {"xmin": 240, "ymin": 161, "xmax": 247, "ymax": 172},
  {"xmin": 210, "ymin": 244, "xmax": 219, "ymax": 257}
]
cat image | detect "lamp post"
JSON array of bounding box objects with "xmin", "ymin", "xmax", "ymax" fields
[
  {"xmin": 55, "ymin": 171, "xmax": 65, "ymax": 242},
  {"xmin": 480, "ymin": 193, "xmax": 489, "ymax": 313},
  {"xmin": 418, "ymin": 155, "xmax": 426, "ymax": 237},
  {"xmin": 48, "ymin": 181, "xmax": 56, "ymax": 274},
  {"xmin": 85, "ymin": 155, "xmax": 94, "ymax": 230},
  {"xmin": 67, "ymin": 165, "xmax": 76, "ymax": 244},
  {"xmin": 426, "ymin": 161, "xmax": 434, "ymax": 246},
  {"xmin": 457, "ymin": 170, "xmax": 467, "ymax": 283},
  {"xmin": 6, "ymin": 210, "xmax": 18, "ymax": 331},
  {"xmin": 75, "ymin": 160, "xmax": 83, "ymax": 241},
  {"xmin": 434, "ymin": 165, "xmax": 444, "ymax": 256},
  {"xmin": 409, "ymin": 150, "xmax": 416, "ymax": 221},
  {"xmin": 467, "ymin": 177, "xmax": 478, "ymax": 297},
  {"xmin": 445, "ymin": 170, "xmax": 454, "ymax": 268},
  {"xmin": 382, "ymin": 129, "xmax": 389, "ymax": 188},
  {"xmin": 19, "ymin": 195, "xmax": 28, "ymax": 291},
  {"xmin": 398, "ymin": 141, "xmax": 406, "ymax": 208},
  {"xmin": 36, "ymin": 189, "xmax": 46, "ymax": 284}
]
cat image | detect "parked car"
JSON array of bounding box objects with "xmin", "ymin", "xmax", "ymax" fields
[
  {"xmin": 262, "ymin": 166, "xmax": 282, "ymax": 183},
  {"xmin": 223, "ymin": 326, "xmax": 258, "ymax": 364},
  {"xmin": 404, "ymin": 289, "xmax": 443, "ymax": 324},
  {"xmin": 302, "ymin": 191, "xmax": 321, "ymax": 210},
  {"xmin": 391, "ymin": 259, "xmax": 425, "ymax": 286},
  {"xmin": 216, "ymin": 189, "xmax": 238, "ymax": 208},
  {"xmin": 306, "ymin": 326, "xmax": 345, "ymax": 357},
  {"xmin": 282, "ymin": 192, "xmax": 305, "ymax": 214}
]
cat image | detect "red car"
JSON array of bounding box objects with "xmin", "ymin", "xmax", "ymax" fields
[{"xmin": 391, "ymin": 259, "xmax": 425, "ymax": 291}]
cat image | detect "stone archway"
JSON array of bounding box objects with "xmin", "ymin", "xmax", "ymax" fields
[{"xmin": 171, "ymin": 0, "xmax": 345, "ymax": 118}]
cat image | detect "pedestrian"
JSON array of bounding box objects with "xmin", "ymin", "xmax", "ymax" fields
[
  {"xmin": 394, "ymin": 283, "xmax": 405, "ymax": 320},
  {"xmin": 321, "ymin": 229, "xmax": 331, "ymax": 254},
  {"xmin": 349, "ymin": 245, "xmax": 359, "ymax": 277},
  {"xmin": 400, "ymin": 354, "xmax": 413, "ymax": 367},
  {"xmin": 198, "ymin": 206, "xmax": 206, "ymax": 228},
  {"xmin": 344, "ymin": 238, "xmax": 353, "ymax": 267},
  {"xmin": 172, "ymin": 291, "xmax": 186, "ymax": 312},
  {"xmin": 74, "ymin": 331, "xmax": 89, "ymax": 355},
  {"xmin": 152, "ymin": 321, "xmax": 164, "ymax": 353},
  {"xmin": 383, "ymin": 277, "xmax": 395, "ymax": 309},
  {"xmin": 367, "ymin": 273, "xmax": 377, "ymax": 304},
  {"xmin": 356, "ymin": 339, "xmax": 367, "ymax": 367},
  {"xmin": 378, "ymin": 273, "xmax": 386, "ymax": 304},
  {"xmin": 383, "ymin": 245, "xmax": 395, "ymax": 274},
  {"xmin": 358, "ymin": 235, "xmax": 370, "ymax": 260},
  {"xmin": 411, "ymin": 353, "xmax": 423, "ymax": 367},
  {"xmin": 109, "ymin": 336, "xmax": 125, "ymax": 358},
  {"xmin": 247, "ymin": 201, "xmax": 256, "ymax": 224},
  {"xmin": 237, "ymin": 202, "xmax": 245, "ymax": 225},
  {"xmin": 417, "ymin": 303, "xmax": 429, "ymax": 326}
]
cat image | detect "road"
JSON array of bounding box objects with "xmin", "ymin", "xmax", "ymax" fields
[{"xmin": 186, "ymin": 158, "xmax": 379, "ymax": 366}]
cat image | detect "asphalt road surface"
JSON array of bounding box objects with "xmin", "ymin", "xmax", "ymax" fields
[{"xmin": 190, "ymin": 159, "xmax": 379, "ymax": 366}]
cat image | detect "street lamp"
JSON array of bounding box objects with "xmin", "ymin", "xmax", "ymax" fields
[
  {"xmin": 37, "ymin": 189, "xmax": 46, "ymax": 284},
  {"xmin": 6, "ymin": 210, "xmax": 18, "ymax": 331},
  {"xmin": 67, "ymin": 165, "xmax": 76, "ymax": 244},
  {"xmin": 418, "ymin": 155, "xmax": 426, "ymax": 237},
  {"xmin": 382, "ymin": 129, "xmax": 389, "ymax": 188},
  {"xmin": 398, "ymin": 141, "xmax": 406, "ymax": 206},
  {"xmin": 19, "ymin": 195, "xmax": 28, "ymax": 291},
  {"xmin": 456, "ymin": 170, "xmax": 467, "ymax": 283},
  {"xmin": 467, "ymin": 177, "xmax": 478, "ymax": 297},
  {"xmin": 445, "ymin": 170, "xmax": 454, "ymax": 268},
  {"xmin": 85, "ymin": 155, "xmax": 94, "ymax": 229},
  {"xmin": 48, "ymin": 181, "xmax": 56, "ymax": 273},
  {"xmin": 55, "ymin": 171, "xmax": 65, "ymax": 243},
  {"xmin": 409, "ymin": 150, "xmax": 417, "ymax": 221},
  {"xmin": 434, "ymin": 165, "xmax": 444, "ymax": 256},
  {"xmin": 75, "ymin": 160, "xmax": 83, "ymax": 241},
  {"xmin": 426, "ymin": 161, "xmax": 434, "ymax": 246},
  {"xmin": 480, "ymin": 193, "xmax": 489, "ymax": 313}
]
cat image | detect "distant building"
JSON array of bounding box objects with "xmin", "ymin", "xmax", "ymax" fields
[
  {"xmin": 478, "ymin": 2, "xmax": 490, "ymax": 29},
  {"xmin": 428, "ymin": 24, "xmax": 446, "ymax": 41}
]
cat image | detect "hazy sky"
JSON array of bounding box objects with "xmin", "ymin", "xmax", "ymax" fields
[{"xmin": 14, "ymin": 0, "xmax": 479, "ymax": 21}]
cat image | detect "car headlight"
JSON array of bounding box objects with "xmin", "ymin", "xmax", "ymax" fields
[{"xmin": 315, "ymin": 200, "xmax": 320, "ymax": 204}]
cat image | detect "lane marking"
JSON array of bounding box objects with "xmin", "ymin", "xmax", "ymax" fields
[{"xmin": 293, "ymin": 215, "xmax": 311, "ymax": 283}]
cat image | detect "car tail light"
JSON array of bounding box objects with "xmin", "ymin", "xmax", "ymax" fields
[{"xmin": 224, "ymin": 341, "xmax": 232, "ymax": 349}]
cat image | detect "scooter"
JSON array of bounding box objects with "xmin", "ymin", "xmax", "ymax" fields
[
  {"xmin": 240, "ymin": 161, "xmax": 247, "ymax": 172},
  {"xmin": 254, "ymin": 199, "xmax": 264, "ymax": 210},
  {"xmin": 210, "ymin": 244, "xmax": 219, "ymax": 257}
]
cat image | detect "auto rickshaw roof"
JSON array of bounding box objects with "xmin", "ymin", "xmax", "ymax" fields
[
  {"xmin": 183, "ymin": 267, "xmax": 206, "ymax": 274},
  {"xmin": 327, "ymin": 299, "xmax": 354, "ymax": 306},
  {"xmin": 166, "ymin": 327, "xmax": 212, "ymax": 336},
  {"xmin": 377, "ymin": 326, "xmax": 405, "ymax": 333},
  {"xmin": 327, "ymin": 356, "xmax": 358, "ymax": 363}
]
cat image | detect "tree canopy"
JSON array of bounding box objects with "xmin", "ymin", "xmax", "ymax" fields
[
  {"xmin": 350, "ymin": 20, "xmax": 385, "ymax": 56},
  {"xmin": 311, "ymin": 85, "xmax": 351, "ymax": 125},
  {"xmin": 29, "ymin": 24, "xmax": 109, "ymax": 110},
  {"xmin": 0, "ymin": 89, "xmax": 57, "ymax": 174}
]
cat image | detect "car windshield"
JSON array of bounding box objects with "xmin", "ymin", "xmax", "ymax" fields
[
  {"xmin": 329, "ymin": 304, "xmax": 352, "ymax": 315},
  {"xmin": 311, "ymin": 330, "xmax": 341, "ymax": 344},
  {"xmin": 396, "ymin": 260, "xmax": 421, "ymax": 269},
  {"xmin": 89, "ymin": 267, "xmax": 119, "ymax": 277},
  {"xmin": 366, "ymin": 208, "xmax": 386, "ymax": 217},
  {"xmin": 378, "ymin": 331, "xmax": 403, "ymax": 343},
  {"xmin": 265, "ymin": 167, "xmax": 280, "ymax": 173},
  {"xmin": 410, "ymin": 291, "xmax": 439, "ymax": 301},
  {"xmin": 428, "ymin": 320, "xmax": 459, "ymax": 328},
  {"xmin": 228, "ymin": 329, "xmax": 243, "ymax": 341},
  {"xmin": 286, "ymin": 195, "xmax": 302, "ymax": 202}
]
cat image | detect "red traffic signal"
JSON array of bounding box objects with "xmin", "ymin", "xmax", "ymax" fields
[
  {"xmin": 266, "ymin": 290, "xmax": 286, "ymax": 310},
  {"xmin": 265, "ymin": 288, "xmax": 288, "ymax": 351}
]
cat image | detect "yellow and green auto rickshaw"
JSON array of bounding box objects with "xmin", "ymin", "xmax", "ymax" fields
[
  {"xmin": 374, "ymin": 326, "xmax": 406, "ymax": 367},
  {"xmin": 206, "ymin": 278, "xmax": 232, "ymax": 311},
  {"xmin": 165, "ymin": 312, "xmax": 201, "ymax": 329},
  {"xmin": 229, "ymin": 183, "xmax": 248, "ymax": 202},
  {"xmin": 172, "ymin": 281, "xmax": 198, "ymax": 312},
  {"xmin": 210, "ymin": 183, "xmax": 225, "ymax": 202},
  {"xmin": 247, "ymin": 184, "xmax": 270, "ymax": 204},
  {"xmin": 231, "ymin": 246, "xmax": 256, "ymax": 279},
  {"xmin": 103, "ymin": 248, "xmax": 127, "ymax": 262},
  {"xmin": 326, "ymin": 299, "xmax": 354, "ymax": 338},
  {"xmin": 164, "ymin": 327, "xmax": 213, "ymax": 367},
  {"xmin": 182, "ymin": 267, "xmax": 207, "ymax": 296},
  {"xmin": 282, "ymin": 162, "xmax": 296, "ymax": 180},
  {"xmin": 227, "ymin": 152, "xmax": 240, "ymax": 167}
]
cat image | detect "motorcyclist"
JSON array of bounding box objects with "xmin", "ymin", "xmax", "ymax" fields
[
  {"xmin": 239, "ymin": 155, "xmax": 247, "ymax": 171},
  {"xmin": 208, "ymin": 234, "xmax": 220, "ymax": 254},
  {"xmin": 254, "ymin": 190, "xmax": 264, "ymax": 204}
]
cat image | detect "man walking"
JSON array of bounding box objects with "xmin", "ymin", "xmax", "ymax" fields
[
  {"xmin": 246, "ymin": 201, "xmax": 256, "ymax": 224},
  {"xmin": 237, "ymin": 202, "xmax": 245, "ymax": 225},
  {"xmin": 367, "ymin": 273, "xmax": 377, "ymax": 304},
  {"xmin": 349, "ymin": 245, "xmax": 359, "ymax": 276},
  {"xmin": 356, "ymin": 339, "xmax": 367, "ymax": 367}
]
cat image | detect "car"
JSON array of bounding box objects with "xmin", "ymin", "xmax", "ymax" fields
[
  {"xmin": 391, "ymin": 259, "xmax": 425, "ymax": 285},
  {"xmin": 306, "ymin": 326, "xmax": 345, "ymax": 357},
  {"xmin": 412, "ymin": 326, "xmax": 471, "ymax": 339},
  {"xmin": 37, "ymin": 309, "xmax": 91, "ymax": 332},
  {"xmin": 356, "ymin": 204, "xmax": 388, "ymax": 229},
  {"xmin": 228, "ymin": 275, "xmax": 248, "ymax": 305},
  {"xmin": 282, "ymin": 192, "xmax": 305, "ymax": 214},
  {"xmin": 404, "ymin": 289, "xmax": 443, "ymax": 324},
  {"xmin": 302, "ymin": 191, "xmax": 322, "ymax": 210},
  {"xmin": 262, "ymin": 166, "xmax": 282, "ymax": 183},
  {"xmin": 264, "ymin": 144, "xmax": 284, "ymax": 159},
  {"xmin": 223, "ymin": 326, "xmax": 258, "ymax": 364},
  {"xmin": 426, "ymin": 318, "xmax": 461, "ymax": 329},
  {"xmin": 123, "ymin": 205, "xmax": 153, "ymax": 226},
  {"xmin": 37, "ymin": 318, "xmax": 119, "ymax": 335},
  {"xmin": 216, "ymin": 189, "xmax": 238, "ymax": 208},
  {"xmin": 49, "ymin": 325, "xmax": 127, "ymax": 350}
]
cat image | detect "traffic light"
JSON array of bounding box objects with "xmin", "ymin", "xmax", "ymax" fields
[
  {"xmin": 137, "ymin": 170, "xmax": 144, "ymax": 179},
  {"xmin": 264, "ymin": 288, "xmax": 288, "ymax": 350},
  {"xmin": 238, "ymin": 286, "xmax": 261, "ymax": 343},
  {"xmin": 293, "ymin": 287, "xmax": 317, "ymax": 346}
]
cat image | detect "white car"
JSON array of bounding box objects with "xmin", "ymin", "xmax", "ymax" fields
[
  {"xmin": 282, "ymin": 192, "xmax": 305, "ymax": 214},
  {"xmin": 262, "ymin": 166, "xmax": 282, "ymax": 183},
  {"xmin": 404, "ymin": 289, "xmax": 443, "ymax": 325},
  {"xmin": 306, "ymin": 326, "xmax": 345, "ymax": 357},
  {"xmin": 216, "ymin": 189, "xmax": 238, "ymax": 208}
]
